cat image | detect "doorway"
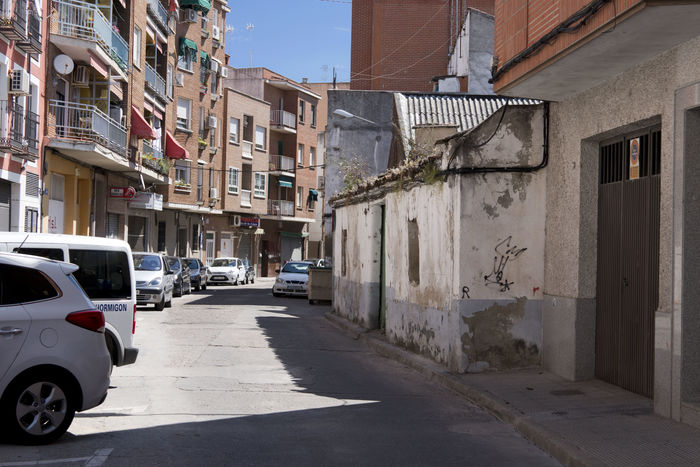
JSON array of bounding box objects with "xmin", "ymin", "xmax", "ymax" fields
[{"xmin": 596, "ymin": 127, "xmax": 660, "ymax": 397}]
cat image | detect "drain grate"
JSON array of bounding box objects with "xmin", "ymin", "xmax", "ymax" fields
[{"xmin": 550, "ymin": 389, "xmax": 584, "ymax": 396}]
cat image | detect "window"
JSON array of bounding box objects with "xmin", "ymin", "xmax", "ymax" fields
[
  {"xmin": 209, "ymin": 119, "xmax": 218, "ymax": 147},
  {"xmin": 341, "ymin": 229, "xmax": 347, "ymax": 276},
  {"xmin": 167, "ymin": 63, "xmax": 174, "ymax": 99},
  {"xmin": 24, "ymin": 207, "xmax": 38, "ymax": 232},
  {"xmin": 197, "ymin": 163, "xmax": 204, "ymax": 202},
  {"xmin": 299, "ymin": 100, "xmax": 305, "ymax": 123},
  {"xmin": 157, "ymin": 221, "xmax": 166, "ymax": 251},
  {"xmin": 297, "ymin": 144, "xmax": 304, "ymax": 166},
  {"xmin": 243, "ymin": 115, "xmax": 253, "ymax": 142},
  {"xmin": 254, "ymin": 172, "xmax": 266, "ymax": 198},
  {"xmin": 13, "ymin": 247, "xmax": 63, "ymax": 261},
  {"xmin": 297, "ymin": 186, "xmax": 303, "ymax": 209},
  {"xmin": 0, "ymin": 264, "xmax": 58, "ymax": 305},
  {"xmin": 176, "ymin": 98, "xmax": 191, "ymax": 130},
  {"xmin": 229, "ymin": 118, "xmax": 239, "ymax": 144},
  {"xmin": 309, "ymin": 147, "xmax": 316, "ymax": 168},
  {"xmin": 175, "ymin": 160, "xmax": 190, "ymax": 184},
  {"xmin": 199, "ymin": 107, "xmax": 205, "ymax": 132},
  {"xmin": 69, "ymin": 250, "xmax": 132, "ymax": 300},
  {"xmin": 192, "ymin": 224, "xmax": 200, "ymax": 251},
  {"xmin": 133, "ymin": 27, "xmax": 142, "ymax": 68},
  {"xmin": 408, "ymin": 218, "xmax": 420, "ymax": 285},
  {"xmin": 228, "ymin": 167, "xmax": 239, "ymax": 194},
  {"xmin": 211, "ymin": 72, "xmax": 219, "ymax": 94},
  {"xmin": 311, "ymin": 104, "xmax": 316, "ymax": 127},
  {"xmin": 255, "ymin": 126, "xmax": 266, "ymax": 150},
  {"xmin": 177, "ymin": 41, "xmax": 196, "ymax": 72}
]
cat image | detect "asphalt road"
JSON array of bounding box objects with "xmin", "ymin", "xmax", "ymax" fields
[{"xmin": 0, "ymin": 278, "xmax": 558, "ymax": 466}]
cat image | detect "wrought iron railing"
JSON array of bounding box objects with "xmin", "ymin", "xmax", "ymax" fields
[
  {"xmin": 25, "ymin": 109, "xmax": 38, "ymax": 153},
  {"xmin": 270, "ymin": 109, "xmax": 297, "ymax": 129},
  {"xmin": 269, "ymin": 154, "xmax": 295, "ymax": 172},
  {"xmin": 268, "ymin": 200, "xmax": 294, "ymax": 217},
  {"xmin": 48, "ymin": 99, "xmax": 127, "ymax": 155},
  {"xmin": 146, "ymin": 0, "xmax": 168, "ymax": 32},
  {"xmin": 145, "ymin": 63, "xmax": 167, "ymax": 100}
]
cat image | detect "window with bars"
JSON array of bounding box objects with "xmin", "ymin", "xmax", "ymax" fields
[
  {"xmin": 600, "ymin": 127, "xmax": 661, "ymax": 184},
  {"xmin": 24, "ymin": 207, "xmax": 38, "ymax": 232}
]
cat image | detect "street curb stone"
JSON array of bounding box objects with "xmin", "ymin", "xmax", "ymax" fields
[{"xmin": 324, "ymin": 311, "xmax": 604, "ymax": 467}]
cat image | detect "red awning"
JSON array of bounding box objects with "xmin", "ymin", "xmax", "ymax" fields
[
  {"xmin": 165, "ymin": 131, "xmax": 189, "ymax": 160},
  {"xmin": 130, "ymin": 106, "xmax": 158, "ymax": 139}
]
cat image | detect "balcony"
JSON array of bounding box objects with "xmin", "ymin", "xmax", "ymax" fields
[
  {"xmin": 0, "ymin": 100, "xmax": 37, "ymax": 160},
  {"xmin": 270, "ymin": 109, "xmax": 297, "ymax": 134},
  {"xmin": 242, "ymin": 141, "xmax": 253, "ymax": 159},
  {"xmin": 146, "ymin": 0, "xmax": 169, "ymax": 33},
  {"xmin": 145, "ymin": 63, "xmax": 167, "ymax": 102},
  {"xmin": 268, "ymin": 200, "xmax": 294, "ymax": 217},
  {"xmin": 0, "ymin": 0, "xmax": 27, "ymax": 41},
  {"xmin": 48, "ymin": 99, "xmax": 127, "ymax": 156},
  {"xmin": 241, "ymin": 189, "xmax": 252, "ymax": 208},
  {"xmin": 269, "ymin": 154, "xmax": 295, "ymax": 174},
  {"xmin": 16, "ymin": 6, "xmax": 40, "ymax": 54},
  {"xmin": 50, "ymin": 0, "xmax": 129, "ymax": 77}
]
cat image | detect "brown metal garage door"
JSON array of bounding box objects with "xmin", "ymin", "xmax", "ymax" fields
[{"xmin": 596, "ymin": 127, "xmax": 660, "ymax": 397}]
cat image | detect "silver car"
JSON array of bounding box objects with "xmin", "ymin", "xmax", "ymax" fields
[
  {"xmin": 0, "ymin": 252, "xmax": 111, "ymax": 445},
  {"xmin": 133, "ymin": 253, "xmax": 174, "ymax": 310}
]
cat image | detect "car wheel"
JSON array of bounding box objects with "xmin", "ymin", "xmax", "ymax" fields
[
  {"xmin": 174, "ymin": 285, "xmax": 182, "ymax": 298},
  {"xmin": 273, "ymin": 291, "xmax": 282, "ymax": 297},
  {"xmin": 155, "ymin": 294, "xmax": 165, "ymax": 311},
  {"xmin": 245, "ymin": 276, "xmax": 249, "ymax": 285},
  {"xmin": 194, "ymin": 280, "xmax": 200, "ymax": 292},
  {"xmin": 202, "ymin": 283, "xmax": 207, "ymax": 291},
  {"xmin": 2, "ymin": 371, "xmax": 77, "ymax": 445},
  {"xmin": 251, "ymin": 277, "xmax": 254, "ymax": 284},
  {"xmin": 105, "ymin": 334, "xmax": 117, "ymax": 375}
]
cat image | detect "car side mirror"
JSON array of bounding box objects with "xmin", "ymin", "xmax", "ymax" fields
[
  {"xmin": 275, "ymin": 269, "xmax": 280, "ymax": 273},
  {"xmin": 166, "ymin": 270, "xmax": 174, "ymax": 275}
]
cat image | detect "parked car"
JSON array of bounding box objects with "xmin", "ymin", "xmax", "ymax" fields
[
  {"xmin": 304, "ymin": 258, "xmax": 331, "ymax": 268},
  {"xmin": 208, "ymin": 257, "xmax": 246, "ymax": 285},
  {"xmin": 132, "ymin": 253, "xmax": 174, "ymax": 311},
  {"xmin": 185, "ymin": 258, "xmax": 209, "ymax": 291},
  {"xmin": 0, "ymin": 252, "xmax": 111, "ymax": 445},
  {"xmin": 272, "ymin": 261, "xmax": 314, "ymax": 297},
  {"xmin": 168, "ymin": 256, "xmax": 191, "ymax": 297},
  {"xmin": 242, "ymin": 259, "xmax": 255, "ymax": 284},
  {"xmin": 0, "ymin": 233, "xmax": 138, "ymax": 369}
]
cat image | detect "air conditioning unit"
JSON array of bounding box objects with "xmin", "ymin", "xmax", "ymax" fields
[
  {"xmin": 175, "ymin": 72, "xmax": 185, "ymax": 87},
  {"xmin": 207, "ymin": 115, "xmax": 217, "ymax": 129},
  {"xmin": 9, "ymin": 69, "xmax": 30, "ymax": 95},
  {"xmin": 209, "ymin": 60, "xmax": 219, "ymax": 74},
  {"xmin": 220, "ymin": 66, "xmax": 228, "ymax": 78},
  {"xmin": 73, "ymin": 66, "xmax": 90, "ymax": 87},
  {"xmin": 209, "ymin": 187, "xmax": 218, "ymax": 199},
  {"xmin": 211, "ymin": 25, "xmax": 220, "ymax": 40},
  {"xmin": 183, "ymin": 8, "xmax": 197, "ymax": 23},
  {"xmin": 230, "ymin": 214, "xmax": 241, "ymax": 227}
]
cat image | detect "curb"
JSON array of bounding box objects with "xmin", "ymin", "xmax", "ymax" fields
[{"xmin": 324, "ymin": 311, "xmax": 604, "ymax": 467}]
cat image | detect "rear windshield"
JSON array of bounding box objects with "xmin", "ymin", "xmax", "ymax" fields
[
  {"xmin": 134, "ymin": 254, "xmax": 162, "ymax": 271},
  {"xmin": 69, "ymin": 249, "xmax": 132, "ymax": 300}
]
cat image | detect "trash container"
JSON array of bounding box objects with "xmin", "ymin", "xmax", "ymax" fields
[{"xmin": 308, "ymin": 266, "xmax": 332, "ymax": 304}]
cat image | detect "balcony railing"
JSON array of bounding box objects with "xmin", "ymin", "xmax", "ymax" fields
[
  {"xmin": 269, "ymin": 154, "xmax": 295, "ymax": 172},
  {"xmin": 0, "ymin": 0, "xmax": 28, "ymax": 41},
  {"xmin": 242, "ymin": 141, "xmax": 252, "ymax": 159},
  {"xmin": 241, "ymin": 189, "xmax": 251, "ymax": 207},
  {"xmin": 0, "ymin": 100, "xmax": 34, "ymax": 158},
  {"xmin": 146, "ymin": 0, "xmax": 168, "ymax": 32},
  {"xmin": 268, "ymin": 200, "xmax": 294, "ymax": 217},
  {"xmin": 270, "ymin": 109, "xmax": 297, "ymax": 130},
  {"xmin": 145, "ymin": 63, "xmax": 167, "ymax": 101},
  {"xmin": 142, "ymin": 140, "xmax": 163, "ymax": 160},
  {"xmin": 17, "ymin": 6, "xmax": 41, "ymax": 54},
  {"xmin": 52, "ymin": 0, "xmax": 129, "ymax": 72},
  {"xmin": 48, "ymin": 99, "xmax": 127, "ymax": 156},
  {"xmin": 25, "ymin": 109, "xmax": 38, "ymax": 154}
]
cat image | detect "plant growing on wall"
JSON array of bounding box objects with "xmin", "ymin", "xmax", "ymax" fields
[{"xmin": 337, "ymin": 155, "xmax": 371, "ymax": 192}]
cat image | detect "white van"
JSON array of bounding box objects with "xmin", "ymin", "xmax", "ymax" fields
[{"xmin": 0, "ymin": 233, "xmax": 138, "ymax": 368}]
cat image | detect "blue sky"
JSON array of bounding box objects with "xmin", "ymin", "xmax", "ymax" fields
[{"xmin": 224, "ymin": 0, "xmax": 352, "ymax": 83}]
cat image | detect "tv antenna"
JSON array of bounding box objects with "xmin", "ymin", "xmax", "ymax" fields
[{"xmin": 246, "ymin": 23, "xmax": 254, "ymax": 67}]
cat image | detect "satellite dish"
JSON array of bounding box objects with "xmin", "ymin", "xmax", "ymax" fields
[{"xmin": 53, "ymin": 55, "xmax": 74, "ymax": 75}]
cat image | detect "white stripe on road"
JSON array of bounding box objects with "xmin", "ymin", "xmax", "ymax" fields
[{"xmin": 0, "ymin": 448, "xmax": 112, "ymax": 467}]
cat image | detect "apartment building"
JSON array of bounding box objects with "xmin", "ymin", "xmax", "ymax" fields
[
  {"xmin": 0, "ymin": 0, "xmax": 44, "ymax": 232},
  {"xmin": 227, "ymin": 68, "xmax": 321, "ymax": 276},
  {"xmin": 158, "ymin": 0, "xmax": 229, "ymax": 258},
  {"xmin": 492, "ymin": 0, "xmax": 700, "ymax": 426}
]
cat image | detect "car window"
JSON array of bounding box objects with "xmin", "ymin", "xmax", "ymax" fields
[
  {"xmin": 13, "ymin": 247, "xmax": 65, "ymax": 261},
  {"xmin": 70, "ymin": 249, "xmax": 132, "ymax": 300},
  {"xmin": 0, "ymin": 264, "xmax": 59, "ymax": 305},
  {"xmin": 281, "ymin": 262, "xmax": 311, "ymax": 274},
  {"xmin": 134, "ymin": 254, "xmax": 162, "ymax": 271},
  {"xmin": 187, "ymin": 259, "xmax": 199, "ymax": 270}
]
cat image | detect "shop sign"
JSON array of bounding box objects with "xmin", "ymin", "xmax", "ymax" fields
[
  {"xmin": 128, "ymin": 192, "xmax": 163, "ymax": 211},
  {"xmin": 240, "ymin": 217, "xmax": 260, "ymax": 228},
  {"xmin": 629, "ymin": 138, "xmax": 640, "ymax": 180},
  {"xmin": 110, "ymin": 186, "xmax": 136, "ymax": 199}
]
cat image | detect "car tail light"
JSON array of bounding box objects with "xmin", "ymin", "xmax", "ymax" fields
[
  {"xmin": 66, "ymin": 310, "xmax": 105, "ymax": 333},
  {"xmin": 132, "ymin": 304, "xmax": 137, "ymax": 334}
]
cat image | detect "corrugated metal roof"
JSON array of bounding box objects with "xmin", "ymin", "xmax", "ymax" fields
[{"xmin": 399, "ymin": 93, "xmax": 540, "ymax": 138}]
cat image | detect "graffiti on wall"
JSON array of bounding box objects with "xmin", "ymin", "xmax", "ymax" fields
[{"xmin": 484, "ymin": 236, "xmax": 527, "ymax": 292}]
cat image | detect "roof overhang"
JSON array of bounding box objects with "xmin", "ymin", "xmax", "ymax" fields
[
  {"xmin": 264, "ymin": 79, "xmax": 322, "ymax": 100},
  {"xmin": 497, "ymin": 3, "xmax": 700, "ymax": 101}
]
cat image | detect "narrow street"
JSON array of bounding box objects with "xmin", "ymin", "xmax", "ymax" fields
[{"xmin": 1, "ymin": 279, "xmax": 557, "ymax": 466}]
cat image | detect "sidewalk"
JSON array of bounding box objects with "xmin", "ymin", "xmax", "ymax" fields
[{"xmin": 325, "ymin": 312, "xmax": 700, "ymax": 466}]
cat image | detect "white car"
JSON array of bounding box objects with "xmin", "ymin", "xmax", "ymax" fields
[
  {"xmin": 272, "ymin": 261, "xmax": 314, "ymax": 297},
  {"xmin": 0, "ymin": 252, "xmax": 111, "ymax": 445},
  {"xmin": 208, "ymin": 257, "xmax": 246, "ymax": 285}
]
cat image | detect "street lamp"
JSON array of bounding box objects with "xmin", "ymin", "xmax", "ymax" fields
[{"xmin": 333, "ymin": 108, "xmax": 379, "ymax": 126}]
